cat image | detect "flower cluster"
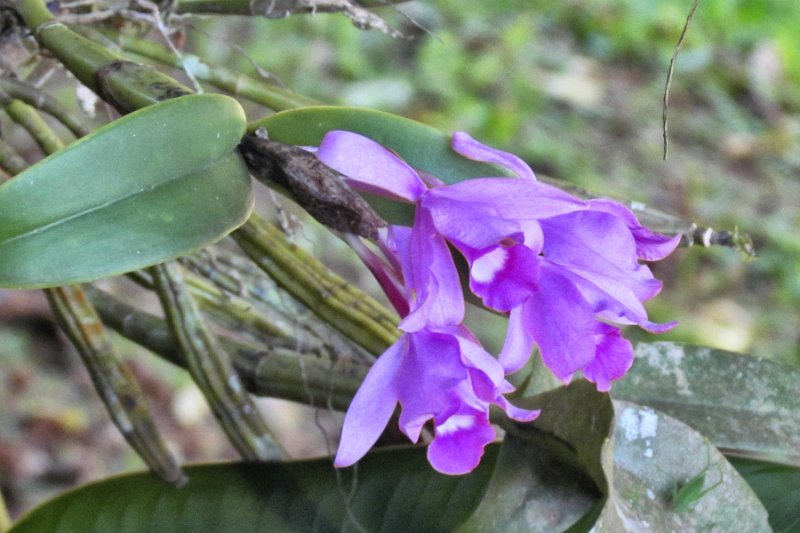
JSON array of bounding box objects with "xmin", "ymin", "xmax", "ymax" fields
[{"xmin": 318, "ymin": 131, "xmax": 679, "ymax": 475}]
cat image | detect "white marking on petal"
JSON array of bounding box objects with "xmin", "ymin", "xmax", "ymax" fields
[
  {"xmin": 437, "ymin": 414, "xmax": 476, "ymax": 436},
  {"xmin": 471, "ymin": 248, "xmax": 508, "ymax": 283}
]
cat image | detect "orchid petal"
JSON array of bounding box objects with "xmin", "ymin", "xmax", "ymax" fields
[
  {"xmin": 398, "ymin": 209, "xmax": 464, "ymax": 331},
  {"xmin": 469, "ymin": 243, "xmax": 540, "ymax": 312},
  {"xmin": 334, "ymin": 336, "xmax": 407, "ymax": 467},
  {"xmin": 526, "ymin": 267, "xmax": 596, "ymax": 382},
  {"xmin": 428, "ymin": 409, "xmax": 496, "ymax": 475},
  {"xmin": 588, "ymin": 199, "xmax": 682, "ymax": 261},
  {"xmin": 318, "ymin": 131, "xmax": 427, "ymax": 202},
  {"xmin": 452, "ymin": 132, "xmax": 536, "ymax": 180},
  {"xmin": 499, "ymin": 305, "xmax": 535, "ymax": 374},
  {"xmin": 582, "ymin": 324, "xmax": 635, "ymax": 392},
  {"xmin": 541, "ymin": 210, "xmax": 662, "ymax": 301},
  {"xmin": 396, "ymin": 330, "xmax": 467, "ymax": 442}
]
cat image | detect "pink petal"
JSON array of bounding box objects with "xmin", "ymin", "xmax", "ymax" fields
[
  {"xmin": 582, "ymin": 324, "xmax": 635, "ymax": 391},
  {"xmin": 397, "ymin": 209, "xmax": 464, "ymax": 331},
  {"xmin": 452, "ymin": 132, "xmax": 536, "ymax": 180},
  {"xmin": 427, "ymin": 409, "xmax": 496, "ymax": 475},
  {"xmin": 525, "ymin": 267, "xmax": 596, "ymax": 382},
  {"xmin": 335, "ymin": 337, "xmax": 407, "ymax": 467},
  {"xmin": 318, "ymin": 131, "xmax": 427, "ymax": 202},
  {"xmin": 588, "ymin": 199, "xmax": 682, "ymax": 261},
  {"xmin": 498, "ymin": 306, "xmax": 536, "ymax": 374}
]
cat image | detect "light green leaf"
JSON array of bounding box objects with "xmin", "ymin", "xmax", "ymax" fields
[
  {"xmin": 613, "ymin": 342, "xmax": 800, "ymax": 466},
  {"xmin": 592, "ymin": 401, "xmax": 769, "ymax": 532},
  {"xmin": 463, "ymin": 382, "xmax": 768, "ymax": 532},
  {"xmin": 10, "ymin": 446, "xmax": 498, "ymax": 533},
  {"xmin": 0, "ymin": 94, "xmax": 252, "ymax": 288},
  {"xmin": 251, "ymin": 106, "xmax": 509, "ymax": 183}
]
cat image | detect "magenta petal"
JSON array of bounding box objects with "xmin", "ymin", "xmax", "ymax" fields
[
  {"xmin": 526, "ymin": 267, "xmax": 596, "ymax": 381},
  {"xmin": 318, "ymin": 131, "xmax": 427, "ymax": 202},
  {"xmin": 499, "ymin": 306, "xmax": 535, "ymax": 374},
  {"xmin": 427, "ymin": 409, "xmax": 496, "ymax": 475},
  {"xmin": 451, "ymin": 132, "xmax": 536, "ymax": 180},
  {"xmin": 541, "ymin": 211, "xmax": 663, "ymax": 302},
  {"xmin": 494, "ymin": 396, "xmax": 540, "ymax": 422},
  {"xmin": 469, "ymin": 243, "xmax": 540, "ymax": 312},
  {"xmin": 427, "ymin": 178, "xmax": 586, "ymax": 223},
  {"xmin": 396, "ymin": 330, "xmax": 468, "ymax": 442},
  {"xmin": 397, "ymin": 209, "xmax": 464, "ymax": 331},
  {"xmin": 588, "ymin": 199, "xmax": 682, "ymax": 261},
  {"xmin": 334, "ymin": 337, "xmax": 406, "ymax": 467},
  {"xmin": 582, "ymin": 324, "xmax": 635, "ymax": 392}
]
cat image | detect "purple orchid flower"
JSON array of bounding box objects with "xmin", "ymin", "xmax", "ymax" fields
[
  {"xmin": 335, "ymin": 221, "xmax": 538, "ymax": 475},
  {"xmin": 334, "ymin": 324, "xmax": 539, "ymax": 475},
  {"xmin": 318, "ymin": 130, "xmax": 679, "ymax": 392}
]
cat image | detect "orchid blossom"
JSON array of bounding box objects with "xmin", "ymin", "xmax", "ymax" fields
[{"xmin": 319, "ymin": 129, "xmax": 678, "ymax": 473}]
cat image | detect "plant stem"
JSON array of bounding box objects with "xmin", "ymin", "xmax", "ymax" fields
[
  {"xmin": 17, "ymin": 0, "xmax": 191, "ymax": 112},
  {"xmin": 86, "ymin": 285, "xmax": 366, "ymax": 410},
  {"xmin": 149, "ymin": 261, "xmax": 285, "ymax": 460},
  {"xmin": 47, "ymin": 286, "xmax": 187, "ymax": 485},
  {"xmin": 172, "ymin": 0, "xmax": 407, "ymax": 16},
  {"xmin": 0, "ymin": 489, "xmax": 11, "ymax": 533},
  {"xmin": 80, "ymin": 27, "xmax": 317, "ymax": 111},
  {"xmin": 4, "ymin": 99, "xmax": 64, "ymax": 155},
  {"xmin": 233, "ymin": 214, "xmax": 400, "ymax": 355},
  {"xmin": 0, "ymin": 77, "xmax": 91, "ymax": 137},
  {"xmin": 0, "ymin": 138, "xmax": 28, "ymax": 177},
  {"xmin": 7, "ymin": 102, "xmax": 187, "ymax": 484}
]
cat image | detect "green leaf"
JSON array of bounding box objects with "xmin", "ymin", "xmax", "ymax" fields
[
  {"xmin": 730, "ymin": 457, "xmax": 800, "ymax": 533},
  {"xmin": 0, "ymin": 94, "xmax": 252, "ymax": 288},
  {"xmin": 612, "ymin": 342, "xmax": 800, "ymax": 466},
  {"xmin": 10, "ymin": 446, "xmax": 498, "ymax": 533},
  {"xmin": 462, "ymin": 382, "xmax": 768, "ymax": 532},
  {"xmin": 591, "ymin": 401, "xmax": 769, "ymax": 532},
  {"xmin": 251, "ymin": 106, "xmax": 510, "ymax": 184}
]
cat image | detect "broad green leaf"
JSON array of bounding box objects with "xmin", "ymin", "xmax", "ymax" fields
[
  {"xmin": 0, "ymin": 94, "xmax": 252, "ymax": 288},
  {"xmin": 462, "ymin": 382, "xmax": 768, "ymax": 532},
  {"xmin": 612, "ymin": 341, "xmax": 800, "ymax": 466},
  {"xmin": 10, "ymin": 446, "xmax": 498, "ymax": 533},
  {"xmin": 590, "ymin": 401, "xmax": 769, "ymax": 531},
  {"xmin": 730, "ymin": 457, "xmax": 800, "ymax": 533},
  {"xmin": 251, "ymin": 106, "xmax": 510, "ymax": 184}
]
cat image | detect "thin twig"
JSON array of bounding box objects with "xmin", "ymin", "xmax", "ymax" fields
[{"xmin": 663, "ymin": 0, "xmax": 701, "ymax": 160}]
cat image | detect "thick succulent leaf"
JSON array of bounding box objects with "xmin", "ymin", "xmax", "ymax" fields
[
  {"xmin": 612, "ymin": 341, "xmax": 800, "ymax": 466},
  {"xmin": 9, "ymin": 446, "xmax": 498, "ymax": 533},
  {"xmin": 0, "ymin": 94, "xmax": 252, "ymax": 288},
  {"xmin": 464, "ymin": 382, "xmax": 768, "ymax": 532},
  {"xmin": 592, "ymin": 401, "xmax": 769, "ymax": 532},
  {"xmin": 251, "ymin": 106, "xmax": 511, "ymax": 184},
  {"xmin": 730, "ymin": 457, "xmax": 800, "ymax": 533}
]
